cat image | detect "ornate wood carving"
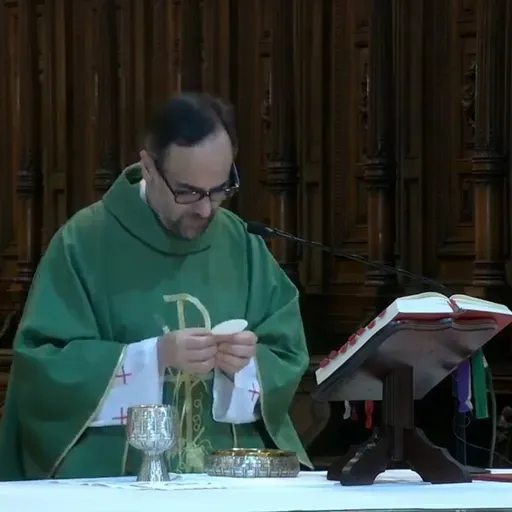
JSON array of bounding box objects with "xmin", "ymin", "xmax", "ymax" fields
[
  {"xmin": 0, "ymin": 1, "xmax": 13, "ymax": 264},
  {"xmin": 469, "ymin": 0, "xmax": 508, "ymax": 296},
  {"xmin": 148, "ymin": 0, "xmax": 178, "ymax": 106},
  {"xmin": 94, "ymin": 0, "xmax": 119, "ymax": 197},
  {"xmin": 180, "ymin": 0, "xmax": 202, "ymax": 91},
  {"xmin": 14, "ymin": 0, "xmax": 42, "ymax": 307},
  {"xmin": 393, "ymin": 0, "xmax": 421, "ymax": 285},
  {"xmin": 201, "ymin": 0, "xmax": 231, "ymax": 99},
  {"xmin": 2, "ymin": 0, "xmax": 512, "ymax": 458},
  {"xmin": 0, "ymin": 349, "xmax": 13, "ymax": 416},
  {"xmin": 363, "ymin": 0, "xmax": 396, "ymax": 306},
  {"xmin": 231, "ymin": 0, "xmax": 262, "ymax": 222},
  {"xmin": 40, "ymin": 0, "xmax": 68, "ymax": 246},
  {"xmin": 265, "ymin": 0, "xmax": 299, "ymax": 282},
  {"xmin": 293, "ymin": 0, "xmax": 325, "ymax": 294}
]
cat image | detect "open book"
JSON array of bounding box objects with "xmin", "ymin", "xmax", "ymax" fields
[{"xmin": 315, "ymin": 292, "xmax": 512, "ymax": 385}]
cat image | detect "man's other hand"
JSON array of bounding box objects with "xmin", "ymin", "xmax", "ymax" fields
[
  {"xmin": 215, "ymin": 331, "xmax": 257, "ymax": 376},
  {"xmin": 157, "ymin": 328, "xmax": 217, "ymax": 374}
]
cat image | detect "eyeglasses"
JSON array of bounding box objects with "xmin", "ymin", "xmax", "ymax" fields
[{"xmin": 150, "ymin": 156, "xmax": 240, "ymax": 205}]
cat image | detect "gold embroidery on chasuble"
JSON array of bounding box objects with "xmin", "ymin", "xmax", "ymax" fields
[{"xmin": 160, "ymin": 294, "xmax": 214, "ymax": 473}]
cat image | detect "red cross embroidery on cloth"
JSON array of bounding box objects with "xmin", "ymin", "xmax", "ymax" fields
[
  {"xmin": 115, "ymin": 365, "xmax": 132, "ymax": 385},
  {"xmin": 112, "ymin": 407, "xmax": 128, "ymax": 425},
  {"xmin": 248, "ymin": 383, "xmax": 260, "ymax": 402}
]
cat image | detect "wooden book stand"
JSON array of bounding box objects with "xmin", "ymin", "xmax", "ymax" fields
[{"xmin": 314, "ymin": 318, "xmax": 499, "ymax": 486}]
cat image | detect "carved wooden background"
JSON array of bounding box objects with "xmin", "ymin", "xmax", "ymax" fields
[{"xmin": 1, "ymin": 0, "xmax": 512, "ymax": 462}]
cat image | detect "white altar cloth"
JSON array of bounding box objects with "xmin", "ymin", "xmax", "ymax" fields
[{"xmin": 1, "ymin": 470, "xmax": 511, "ymax": 511}]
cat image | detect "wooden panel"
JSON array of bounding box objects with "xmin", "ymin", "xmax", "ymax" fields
[{"xmin": 1, "ymin": 0, "xmax": 512, "ymax": 456}]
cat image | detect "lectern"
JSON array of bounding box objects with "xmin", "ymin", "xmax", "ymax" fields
[{"xmin": 314, "ymin": 294, "xmax": 512, "ymax": 486}]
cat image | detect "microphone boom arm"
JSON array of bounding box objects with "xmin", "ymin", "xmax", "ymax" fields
[{"xmin": 255, "ymin": 224, "xmax": 450, "ymax": 296}]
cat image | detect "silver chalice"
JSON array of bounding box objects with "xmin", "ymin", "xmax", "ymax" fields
[{"xmin": 126, "ymin": 405, "xmax": 176, "ymax": 482}]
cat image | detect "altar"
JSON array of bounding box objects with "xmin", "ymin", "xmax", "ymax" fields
[{"xmin": 1, "ymin": 470, "xmax": 511, "ymax": 511}]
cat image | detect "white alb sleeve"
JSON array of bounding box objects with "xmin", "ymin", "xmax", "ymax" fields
[
  {"xmin": 91, "ymin": 339, "xmax": 261, "ymax": 427},
  {"xmin": 212, "ymin": 357, "xmax": 261, "ymax": 424},
  {"xmin": 90, "ymin": 337, "xmax": 162, "ymax": 427}
]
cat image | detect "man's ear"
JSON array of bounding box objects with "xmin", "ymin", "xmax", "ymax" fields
[{"xmin": 140, "ymin": 149, "xmax": 155, "ymax": 182}]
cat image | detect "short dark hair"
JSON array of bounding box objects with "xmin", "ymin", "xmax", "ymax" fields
[{"xmin": 146, "ymin": 93, "xmax": 238, "ymax": 165}]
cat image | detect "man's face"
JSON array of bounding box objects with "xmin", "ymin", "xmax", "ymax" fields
[{"xmin": 142, "ymin": 129, "xmax": 234, "ymax": 239}]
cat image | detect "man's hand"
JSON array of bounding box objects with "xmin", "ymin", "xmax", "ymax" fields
[
  {"xmin": 216, "ymin": 331, "xmax": 257, "ymax": 376},
  {"xmin": 157, "ymin": 328, "xmax": 217, "ymax": 374}
]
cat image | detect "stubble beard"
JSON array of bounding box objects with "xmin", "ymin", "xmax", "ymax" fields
[
  {"xmin": 147, "ymin": 191, "xmax": 214, "ymax": 240},
  {"xmin": 169, "ymin": 213, "xmax": 214, "ymax": 240}
]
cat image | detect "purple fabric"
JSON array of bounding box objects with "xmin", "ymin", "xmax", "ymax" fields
[{"xmin": 456, "ymin": 360, "xmax": 471, "ymax": 413}]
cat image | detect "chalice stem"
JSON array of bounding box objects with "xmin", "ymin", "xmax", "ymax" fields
[{"xmin": 137, "ymin": 452, "xmax": 170, "ymax": 482}]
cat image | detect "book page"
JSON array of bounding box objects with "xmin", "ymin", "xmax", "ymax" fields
[
  {"xmin": 394, "ymin": 292, "xmax": 512, "ymax": 315},
  {"xmin": 396, "ymin": 293, "xmax": 453, "ymax": 314},
  {"xmin": 396, "ymin": 292, "xmax": 447, "ymax": 301},
  {"xmin": 451, "ymin": 294, "xmax": 511, "ymax": 315}
]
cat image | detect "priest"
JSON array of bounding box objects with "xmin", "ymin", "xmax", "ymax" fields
[{"xmin": 0, "ymin": 93, "xmax": 312, "ymax": 480}]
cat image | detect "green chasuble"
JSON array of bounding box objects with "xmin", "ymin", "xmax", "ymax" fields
[{"xmin": 0, "ymin": 164, "xmax": 312, "ymax": 480}]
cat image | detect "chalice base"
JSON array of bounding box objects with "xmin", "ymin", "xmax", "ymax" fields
[{"xmin": 137, "ymin": 453, "xmax": 170, "ymax": 482}]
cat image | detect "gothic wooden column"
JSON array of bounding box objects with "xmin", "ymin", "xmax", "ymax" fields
[
  {"xmin": 0, "ymin": 2, "xmax": 12, "ymax": 255},
  {"xmin": 94, "ymin": 0, "xmax": 118, "ymax": 198},
  {"xmin": 363, "ymin": 0, "xmax": 397, "ymax": 304},
  {"xmin": 202, "ymin": 0, "xmax": 231, "ymax": 99},
  {"xmin": 14, "ymin": 0, "xmax": 42, "ymax": 307},
  {"xmin": 232, "ymin": 1, "xmax": 261, "ymax": 222},
  {"xmin": 469, "ymin": 0, "xmax": 507, "ymax": 299},
  {"xmin": 293, "ymin": 0, "xmax": 325, "ymax": 294},
  {"xmin": 267, "ymin": 0, "xmax": 299, "ymax": 282},
  {"xmin": 148, "ymin": 0, "xmax": 178, "ymax": 105},
  {"xmin": 180, "ymin": 0, "xmax": 202, "ymax": 91}
]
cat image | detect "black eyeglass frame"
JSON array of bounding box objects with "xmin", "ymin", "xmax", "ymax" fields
[{"xmin": 148, "ymin": 152, "xmax": 240, "ymax": 205}]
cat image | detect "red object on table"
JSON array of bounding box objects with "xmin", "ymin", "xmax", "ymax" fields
[{"xmin": 473, "ymin": 473, "xmax": 512, "ymax": 483}]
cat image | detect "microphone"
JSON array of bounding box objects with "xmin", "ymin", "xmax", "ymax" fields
[{"xmin": 246, "ymin": 221, "xmax": 451, "ymax": 295}]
